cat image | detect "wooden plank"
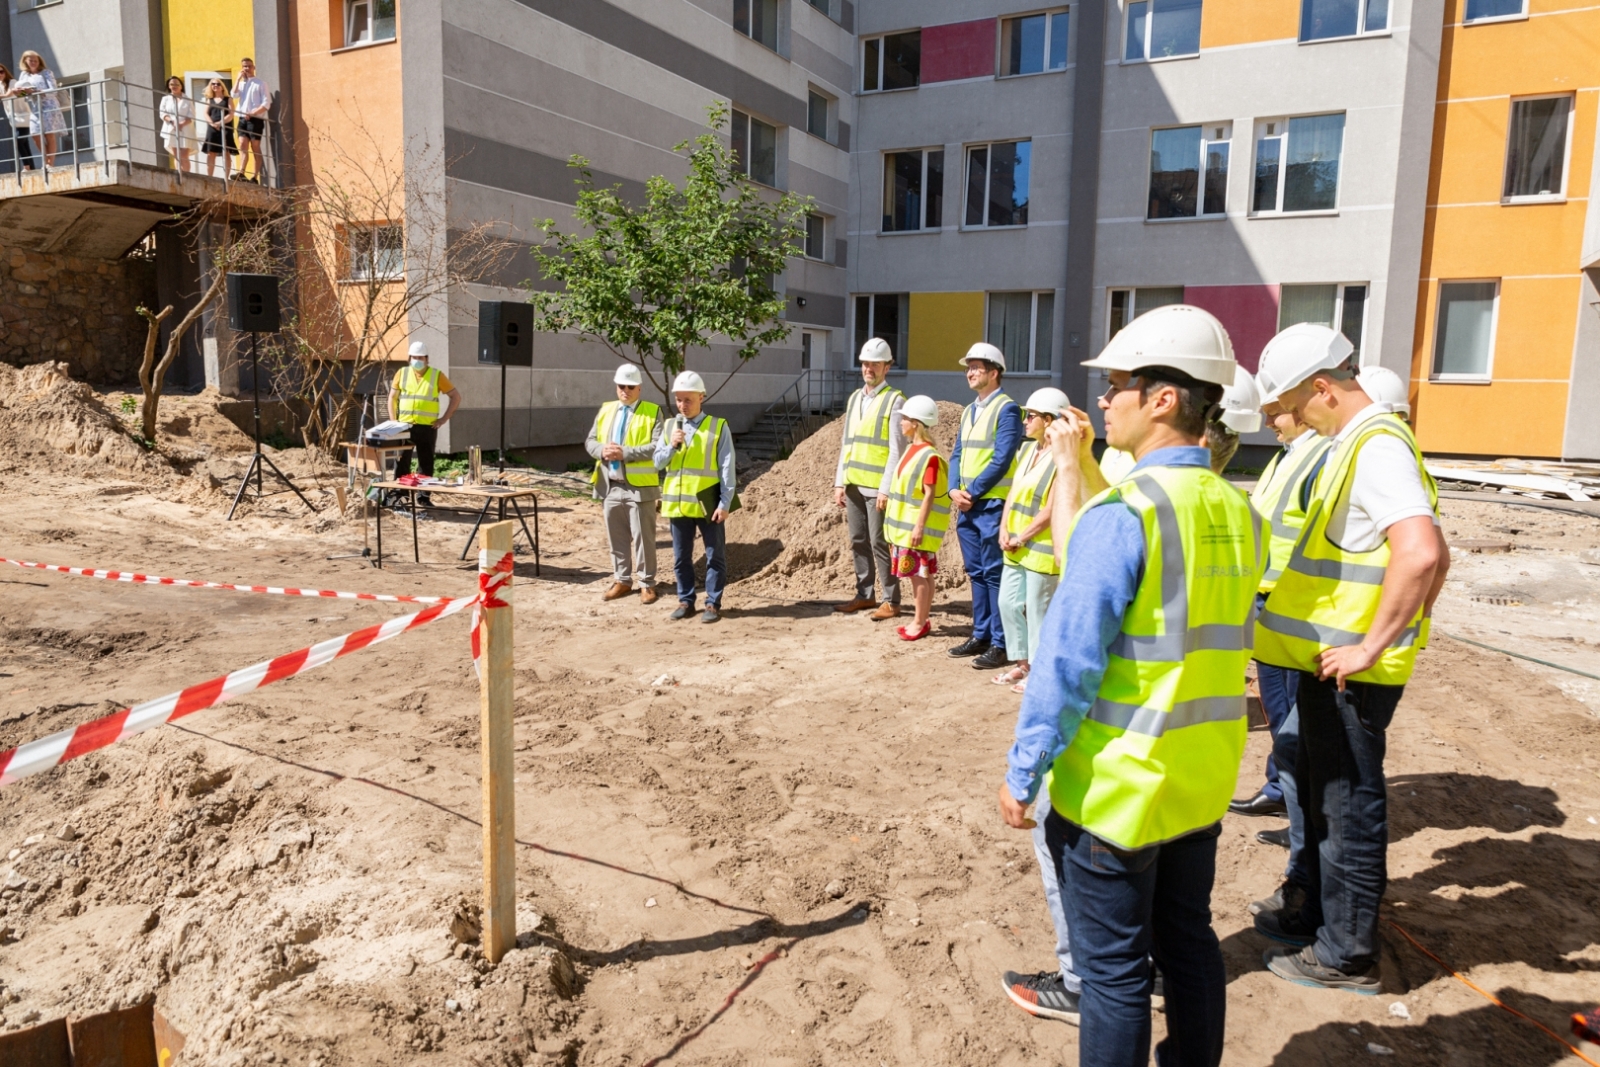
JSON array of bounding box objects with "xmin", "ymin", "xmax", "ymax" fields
[{"xmin": 479, "ymin": 520, "xmax": 517, "ymax": 964}]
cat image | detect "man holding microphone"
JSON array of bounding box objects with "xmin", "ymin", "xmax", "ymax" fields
[{"xmin": 656, "ymin": 370, "xmax": 736, "ymax": 623}]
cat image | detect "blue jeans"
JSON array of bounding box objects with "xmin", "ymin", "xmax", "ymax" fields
[
  {"xmin": 1292, "ymin": 672, "xmax": 1402, "ymax": 972},
  {"xmin": 1032, "ymin": 794, "xmax": 1080, "ymax": 992},
  {"xmin": 1256, "ymin": 658, "xmax": 1308, "ymax": 889},
  {"xmin": 1048, "ymin": 811, "xmax": 1226, "ymax": 1067},
  {"xmin": 669, "ymin": 515, "xmax": 725, "ymax": 608},
  {"xmin": 955, "ymin": 499, "xmax": 1005, "ymax": 646}
]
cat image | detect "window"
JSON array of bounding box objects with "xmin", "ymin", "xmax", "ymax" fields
[
  {"xmin": 853, "ymin": 294, "xmax": 909, "ymax": 369},
  {"xmin": 1107, "ymin": 287, "xmax": 1184, "ymax": 340},
  {"xmin": 731, "ymin": 108, "xmax": 778, "ymax": 186},
  {"xmin": 1300, "ymin": 0, "xmax": 1387, "ymax": 41},
  {"xmin": 1124, "ymin": 0, "xmax": 1202, "ymax": 61},
  {"xmin": 1148, "ymin": 124, "xmax": 1229, "ymax": 220},
  {"xmin": 803, "ymin": 213, "xmax": 826, "ymax": 259},
  {"xmin": 1464, "ymin": 0, "xmax": 1525, "ymax": 21},
  {"xmin": 882, "ymin": 149, "xmax": 944, "ymax": 232},
  {"xmin": 1279, "ymin": 283, "xmax": 1368, "ymax": 356},
  {"xmin": 1431, "ymin": 281, "xmax": 1498, "ymax": 379},
  {"xmin": 964, "ymin": 141, "xmax": 1030, "ymax": 228},
  {"xmin": 348, "ymin": 225, "xmax": 404, "ymax": 281},
  {"xmin": 1503, "ymin": 95, "xmax": 1572, "ymax": 201},
  {"xmin": 734, "ymin": 0, "xmax": 779, "ymax": 50},
  {"xmin": 345, "ymin": 0, "xmax": 396, "ymax": 45},
  {"xmin": 988, "ymin": 292, "xmax": 1055, "ymax": 373},
  {"xmin": 807, "ymin": 89, "xmax": 832, "ymax": 141},
  {"xmin": 1252, "ymin": 113, "xmax": 1344, "ymax": 213},
  {"xmin": 806, "ymin": 0, "xmax": 829, "ymax": 13},
  {"xmin": 862, "ymin": 31, "xmax": 921, "ymax": 92},
  {"xmin": 1002, "ymin": 9, "xmax": 1070, "ymax": 76}
]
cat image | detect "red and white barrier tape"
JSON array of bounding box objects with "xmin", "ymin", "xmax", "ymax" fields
[
  {"xmin": 0, "ymin": 551, "xmax": 516, "ymax": 789},
  {"xmin": 0, "ymin": 556, "xmax": 455, "ymax": 605}
]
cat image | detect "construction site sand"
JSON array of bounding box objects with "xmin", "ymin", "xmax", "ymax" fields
[{"xmin": 1, "ymin": 379, "xmax": 1599, "ymax": 1065}]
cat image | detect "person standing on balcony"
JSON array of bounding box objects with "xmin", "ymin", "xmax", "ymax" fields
[
  {"xmin": 230, "ymin": 57, "xmax": 269, "ymax": 182},
  {"xmin": 387, "ymin": 341, "xmax": 461, "ymax": 509},
  {"xmin": 159, "ymin": 77, "xmax": 195, "ymax": 173},
  {"xmin": 200, "ymin": 79, "xmax": 236, "ymax": 179},
  {"xmin": 0, "ymin": 65, "xmax": 38, "ymax": 172},
  {"xmin": 14, "ymin": 52, "xmax": 64, "ymax": 168},
  {"xmin": 586, "ymin": 363, "xmax": 665, "ymax": 605},
  {"xmin": 832, "ymin": 337, "xmax": 905, "ymax": 621}
]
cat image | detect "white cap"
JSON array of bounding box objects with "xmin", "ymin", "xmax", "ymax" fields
[
  {"xmin": 1255, "ymin": 323, "xmax": 1355, "ymax": 403},
  {"xmin": 1080, "ymin": 305, "xmax": 1237, "ymax": 387},
  {"xmin": 1357, "ymin": 365, "xmax": 1410, "ymax": 417},
  {"xmin": 408, "ymin": 341, "xmax": 429, "ymax": 358},
  {"xmin": 672, "ymin": 370, "xmax": 707, "ymax": 394},
  {"xmin": 1023, "ymin": 387, "xmax": 1071, "ymax": 418},
  {"xmin": 900, "ymin": 395, "xmax": 939, "ymax": 427},
  {"xmin": 614, "ymin": 363, "xmax": 643, "ymax": 387},
  {"xmin": 959, "ymin": 342, "xmax": 1006, "ymax": 368},
  {"xmin": 1218, "ymin": 364, "xmax": 1262, "ymax": 434},
  {"xmin": 858, "ymin": 337, "xmax": 894, "ymax": 363}
]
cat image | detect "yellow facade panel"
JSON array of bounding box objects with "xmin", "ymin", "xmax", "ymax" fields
[
  {"xmin": 907, "ymin": 292, "xmax": 985, "ymax": 372},
  {"xmin": 1412, "ymin": 380, "xmax": 1568, "ymax": 456},
  {"xmin": 163, "ymin": 0, "xmax": 254, "ymax": 86},
  {"xmin": 1199, "ymin": 0, "xmax": 1298, "ymax": 49}
]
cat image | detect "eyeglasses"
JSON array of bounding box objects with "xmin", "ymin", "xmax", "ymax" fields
[
  {"xmin": 1024, "ymin": 411, "xmax": 1055, "ymax": 421},
  {"xmin": 1099, "ymin": 378, "xmax": 1142, "ymax": 403}
]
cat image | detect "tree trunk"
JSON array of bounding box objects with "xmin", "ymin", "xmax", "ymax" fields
[
  {"xmin": 135, "ymin": 305, "xmax": 174, "ymax": 441},
  {"xmin": 140, "ymin": 267, "xmax": 229, "ymax": 442}
]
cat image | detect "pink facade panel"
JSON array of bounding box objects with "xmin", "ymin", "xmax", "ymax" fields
[
  {"xmin": 1182, "ymin": 284, "xmax": 1281, "ymax": 372},
  {"xmin": 922, "ymin": 19, "xmax": 996, "ymax": 83}
]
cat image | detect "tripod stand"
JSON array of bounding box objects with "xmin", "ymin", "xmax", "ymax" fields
[{"xmin": 227, "ymin": 331, "xmax": 317, "ymax": 520}]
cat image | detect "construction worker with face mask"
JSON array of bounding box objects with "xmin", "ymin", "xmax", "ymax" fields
[
  {"xmin": 586, "ymin": 363, "xmax": 665, "ymax": 604},
  {"xmin": 388, "ymin": 340, "xmax": 462, "ymax": 508},
  {"xmin": 1251, "ymin": 323, "xmax": 1449, "ymax": 994},
  {"xmin": 833, "ymin": 338, "xmax": 906, "ymax": 620},
  {"xmin": 1000, "ymin": 305, "xmax": 1263, "ymax": 1066}
]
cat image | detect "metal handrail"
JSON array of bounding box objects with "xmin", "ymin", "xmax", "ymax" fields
[{"xmin": 0, "ymin": 76, "xmax": 281, "ymax": 187}]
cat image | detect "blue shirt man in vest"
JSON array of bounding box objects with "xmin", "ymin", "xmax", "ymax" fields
[{"xmin": 948, "ymin": 343, "xmax": 1022, "ymax": 670}]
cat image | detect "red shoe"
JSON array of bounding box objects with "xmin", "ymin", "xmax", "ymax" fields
[{"xmin": 897, "ymin": 621, "xmax": 930, "ymax": 641}]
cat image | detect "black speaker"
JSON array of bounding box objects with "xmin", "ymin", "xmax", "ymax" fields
[
  {"xmin": 226, "ymin": 274, "xmax": 280, "ymax": 333},
  {"xmin": 478, "ymin": 301, "xmax": 533, "ymax": 367}
]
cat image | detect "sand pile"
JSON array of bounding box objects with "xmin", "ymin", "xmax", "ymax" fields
[
  {"xmin": 102, "ymin": 386, "xmax": 257, "ymax": 455},
  {"xmin": 0, "ymin": 362, "xmax": 170, "ymax": 477},
  {"xmin": 728, "ymin": 400, "xmax": 970, "ymax": 597}
]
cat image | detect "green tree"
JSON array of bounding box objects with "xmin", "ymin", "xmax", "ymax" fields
[{"xmin": 528, "ymin": 102, "xmax": 812, "ymax": 395}]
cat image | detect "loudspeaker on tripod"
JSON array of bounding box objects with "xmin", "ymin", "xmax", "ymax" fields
[
  {"xmin": 227, "ymin": 273, "xmax": 281, "ymax": 333},
  {"xmin": 478, "ymin": 301, "xmax": 533, "ymax": 367}
]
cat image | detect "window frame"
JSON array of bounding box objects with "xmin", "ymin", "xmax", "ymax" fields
[
  {"xmin": 985, "ymin": 290, "xmax": 1056, "ymax": 375},
  {"xmin": 880, "ymin": 147, "xmax": 945, "ymax": 234},
  {"xmin": 1122, "ymin": 0, "xmax": 1203, "ymax": 63},
  {"xmin": 344, "ymin": 0, "xmax": 396, "ymax": 47},
  {"xmin": 733, "ymin": 0, "xmax": 781, "ymax": 51},
  {"xmin": 1278, "ymin": 282, "xmax": 1370, "ymax": 356},
  {"xmin": 806, "ymin": 87, "xmax": 834, "ymax": 143},
  {"xmin": 1146, "ymin": 122, "xmax": 1231, "ymax": 222},
  {"xmin": 1250, "ymin": 113, "xmax": 1346, "ymax": 216},
  {"xmin": 860, "ymin": 29, "xmax": 922, "ymax": 93},
  {"xmin": 963, "ymin": 139, "xmax": 1032, "ymax": 230},
  {"xmin": 344, "ymin": 223, "xmax": 405, "ymax": 283},
  {"xmin": 999, "ymin": 7, "xmax": 1071, "ymax": 78},
  {"xmin": 1501, "ymin": 93, "xmax": 1575, "ymax": 204},
  {"xmin": 1429, "ymin": 279, "xmax": 1500, "ymax": 383},
  {"xmin": 1462, "ymin": 0, "xmax": 1528, "ymax": 24},
  {"xmin": 731, "ymin": 107, "xmax": 781, "ymax": 188},
  {"xmin": 802, "ymin": 213, "xmax": 828, "ymax": 260},
  {"xmin": 1298, "ymin": 0, "xmax": 1390, "ymax": 43},
  {"xmin": 852, "ymin": 293, "xmax": 910, "ymax": 370},
  {"xmin": 1106, "ymin": 286, "xmax": 1186, "ymax": 342}
]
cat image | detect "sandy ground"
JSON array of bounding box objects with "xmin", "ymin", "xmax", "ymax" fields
[{"xmin": 2, "ymin": 380, "xmax": 1599, "ymax": 1065}]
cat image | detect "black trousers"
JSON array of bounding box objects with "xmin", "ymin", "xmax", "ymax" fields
[{"xmin": 395, "ymin": 422, "xmax": 437, "ymax": 477}]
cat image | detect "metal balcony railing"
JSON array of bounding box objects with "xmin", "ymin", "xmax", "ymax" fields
[{"xmin": 0, "ymin": 77, "xmax": 281, "ymax": 188}]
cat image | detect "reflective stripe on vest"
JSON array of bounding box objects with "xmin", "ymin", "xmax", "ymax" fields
[
  {"xmin": 1253, "ymin": 412, "xmax": 1439, "ymax": 686},
  {"xmin": 396, "ymin": 367, "xmax": 442, "ymax": 425},
  {"xmin": 591, "ymin": 400, "xmax": 662, "ymax": 489},
  {"xmin": 883, "ymin": 443, "xmax": 951, "ymax": 553},
  {"xmin": 842, "ymin": 386, "xmax": 903, "ymax": 487},
  {"xmin": 660, "ymin": 415, "xmax": 725, "ymax": 518},
  {"xmin": 1248, "ymin": 432, "xmax": 1334, "ymax": 593},
  {"xmin": 958, "ymin": 391, "xmax": 1018, "ymax": 501},
  {"xmin": 1048, "ymin": 465, "xmax": 1264, "ymax": 851},
  {"xmin": 1003, "ymin": 440, "xmax": 1059, "ymax": 574}
]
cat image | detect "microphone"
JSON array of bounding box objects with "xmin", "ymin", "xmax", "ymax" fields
[{"xmin": 674, "ymin": 414, "xmax": 686, "ymax": 451}]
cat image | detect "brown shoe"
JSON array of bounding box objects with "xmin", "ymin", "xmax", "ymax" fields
[
  {"xmin": 869, "ymin": 602, "xmax": 901, "ymax": 621},
  {"xmin": 639, "ymin": 584, "xmax": 659, "ymax": 605},
  {"xmin": 602, "ymin": 581, "xmax": 633, "ymax": 601},
  {"xmin": 834, "ymin": 597, "xmax": 876, "ymax": 614}
]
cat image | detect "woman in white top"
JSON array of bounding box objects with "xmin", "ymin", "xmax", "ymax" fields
[
  {"xmin": 0, "ymin": 63, "xmax": 37, "ymax": 171},
  {"xmin": 14, "ymin": 51, "xmax": 64, "ymax": 167},
  {"xmin": 159, "ymin": 76, "xmax": 195, "ymax": 172}
]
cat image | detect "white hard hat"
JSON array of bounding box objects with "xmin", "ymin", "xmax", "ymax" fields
[
  {"xmin": 1255, "ymin": 323, "xmax": 1355, "ymax": 403},
  {"xmin": 1080, "ymin": 305, "xmax": 1236, "ymax": 387},
  {"xmin": 407, "ymin": 341, "xmax": 429, "ymax": 358},
  {"xmin": 1023, "ymin": 387, "xmax": 1071, "ymax": 418},
  {"xmin": 858, "ymin": 337, "xmax": 894, "ymax": 363},
  {"xmin": 671, "ymin": 370, "xmax": 707, "ymax": 394},
  {"xmin": 900, "ymin": 395, "xmax": 939, "ymax": 427},
  {"xmin": 1357, "ymin": 365, "xmax": 1410, "ymax": 417},
  {"xmin": 1218, "ymin": 364, "xmax": 1262, "ymax": 434},
  {"xmin": 614, "ymin": 363, "xmax": 643, "ymax": 387},
  {"xmin": 959, "ymin": 342, "xmax": 1006, "ymax": 368}
]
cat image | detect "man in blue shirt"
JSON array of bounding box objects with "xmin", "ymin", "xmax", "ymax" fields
[{"xmin": 948, "ymin": 343, "xmax": 1023, "ymax": 671}]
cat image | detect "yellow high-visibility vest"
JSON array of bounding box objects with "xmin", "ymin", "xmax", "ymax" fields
[
  {"xmin": 395, "ymin": 367, "xmax": 442, "ymax": 425},
  {"xmin": 1003, "ymin": 440, "xmax": 1060, "ymax": 574},
  {"xmin": 841, "ymin": 386, "xmax": 904, "ymax": 488},
  {"xmin": 958, "ymin": 391, "xmax": 1019, "ymax": 501},
  {"xmin": 590, "ymin": 400, "xmax": 662, "ymax": 488},
  {"xmin": 884, "ymin": 443, "xmax": 950, "ymax": 552},
  {"xmin": 1248, "ymin": 431, "xmax": 1334, "ymax": 594},
  {"xmin": 661, "ymin": 416, "xmax": 726, "ymax": 518}
]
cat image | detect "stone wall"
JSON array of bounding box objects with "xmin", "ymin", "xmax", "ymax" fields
[{"xmin": 0, "ymin": 248, "xmax": 158, "ymax": 384}]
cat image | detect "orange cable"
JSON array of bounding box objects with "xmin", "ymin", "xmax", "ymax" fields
[{"xmin": 1387, "ymin": 920, "xmax": 1600, "ymax": 1067}]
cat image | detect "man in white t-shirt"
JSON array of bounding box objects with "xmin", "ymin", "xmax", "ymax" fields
[
  {"xmin": 230, "ymin": 57, "xmax": 269, "ymax": 182},
  {"xmin": 1249, "ymin": 324, "xmax": 1449, "ymax": 995}
]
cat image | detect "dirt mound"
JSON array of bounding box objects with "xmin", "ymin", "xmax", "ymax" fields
[
  {"xmin": 0, "ymin": 363, "xmax": 170, "ymax": 477},
  {"xmin": 101, "ymin": 386, "xmax": 258, "ymax": 455},
  {"xmin": 728, "ymin": 400, "xmax": 969, "ymax": 597}
]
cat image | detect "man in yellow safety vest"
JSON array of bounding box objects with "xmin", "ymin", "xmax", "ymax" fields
[
  {"xmin": 1250, "ymin": 324, "xmax": 1449, "ymax": 994},
  {"xmin": 999, "ymin": 305, "xmax": 1262, "ymax": 1064},
  {"xmin": 654, "ymin": 370, "xmax": 737, "ymax": 624},
  {"xmin": 586, "ymin": 363, "xmax": 665, "ymax": 604},
  {"xmin": 833, "ymin": 337, "xmax": 906, "ymax": 620},
  {"xmin": 388, "ymin": 340, "xmax": 461, "ymax": 507}
]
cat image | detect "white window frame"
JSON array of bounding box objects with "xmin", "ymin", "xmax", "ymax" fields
[
  {"xmin": 1430, "ymin": 279, "xmax": 1500, "ymax": 383},
  {"xmin": 731, "ymin": 107, "xmax": 781, "ymax": 188},
  {"xmin": 860, "ymin": 29, "xmax": 921, "ymax": 93},
  {"xmin": 1278, "ymin": 282, "xmax": 1370, "ymax": 355},
  {"xmin": 806, "ymin": 86, "xmax": 834, "ymax": 143},
  {"xmin": 963, "ymin": 139, "xmax": 1032, "ymax": 230},
  {"xmin": 1462, "ymin": 0, "xmax": 1528, "ymax": 24},
  {"xmin": 346, "ymin": 224, "xmax": 404, "ymax": 282},
  {"xmin": 802, "ymin": 212, "xmax": 828, "ymax": 260},
  {"xmin": 1501, "ymin": 93, "xmax": 1574, "ymax": 204},
  {"xmin": 1250, "ymin": 114, "xmax": 1345, "ymax": 216},
  {"xmin": 998, "ymin": 8, "xmax": 1071, "ymax": 78},
  {"xmin": 1122, "ymin": 0, "xmax": 1202, "ymax": 63},
  {"xmin": 1106, "ymin": 286, "xmax": 1186, "ymax": 341},
  {"xmin": 1146, "ymin": 122, "xmax": 1231, "ymax": 221},
  {"xmin": 985, "ymin": 291, "xmax": 1056, "ymax": 374},
  {"xmin": 880, "ymin": 147, "xmax": 944, "ymax": 233},
  {"xmin": 853, "ymin": 293, "xmax": 909, "ymax": 369},
  {"xmin": 1299, "ymin": 0, "xmax": 1389, "ymax": 42},
  {"xmin": 344, "ymin": 0, "xmax": 396, "ymax": 47},
  {"xmin": 734, "ymin": 0, "xmax": 782, "ymax": 52}
]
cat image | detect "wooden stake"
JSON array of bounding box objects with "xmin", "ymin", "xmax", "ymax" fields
[{"xmin": 478, "ymin": 520, "xmax": 516, "ymax": 963}]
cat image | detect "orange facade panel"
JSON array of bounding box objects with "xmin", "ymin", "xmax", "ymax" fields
[
  {"xmin": 1199, "ymin": 0, "xmax": 1298, "ymax": 49},
  {"xmin": 1412, "ymin": 379, "xmax": 1569, "ymax": 456},
  {"xmin": 1425, "ymin": 203, "xmax": 1588, "ymax": 278},
  {"xmin": 1438, "ymin": 0, "xmax": 1600, "ymax": 103},
  {"xmin": 1429, "ymin": 92, "xmax": 1595, "ymax": 210}
]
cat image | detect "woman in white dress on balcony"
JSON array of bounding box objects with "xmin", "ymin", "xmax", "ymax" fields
[
  {"xmin": 14, "ymin": 51, "xmax": 65, "ymax": 167},
  {"xmin": 159, "ymin": 76, "xmax": 195, "ymax": 172}
]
